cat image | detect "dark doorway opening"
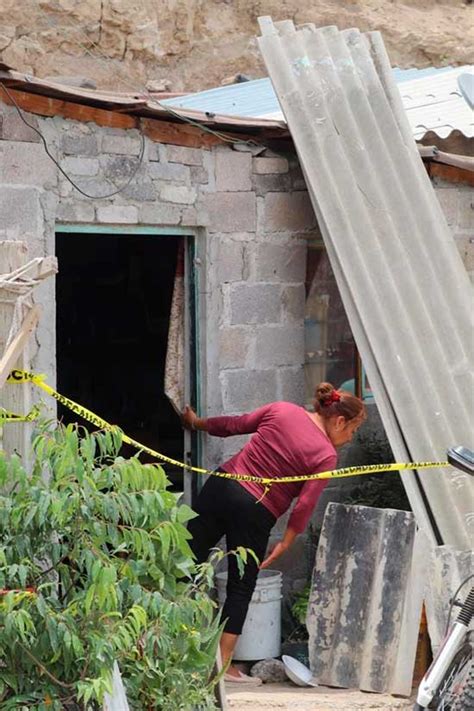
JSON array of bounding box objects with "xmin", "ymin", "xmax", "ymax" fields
[{"xmin": 55, "ymin": 231, "xmax": 187, "ymax": 489}]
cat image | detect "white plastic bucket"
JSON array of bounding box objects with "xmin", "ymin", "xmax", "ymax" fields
[{"xmin": 215, "ymin": 569, "xmax": 282, "ymax": 661}]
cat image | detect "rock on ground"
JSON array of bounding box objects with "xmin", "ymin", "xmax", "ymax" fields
[{"xmin": 250, "ymin": 659, "xmax": 288, "ymax": 683}]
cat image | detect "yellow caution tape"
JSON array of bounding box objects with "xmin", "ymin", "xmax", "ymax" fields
[
  {"xmin": 0, "ymin": 404, "xmax": 41, "ymax": 423},
  {"xmin": 4, "ymin": 369, "xmax": 449, "ymax": 485}
]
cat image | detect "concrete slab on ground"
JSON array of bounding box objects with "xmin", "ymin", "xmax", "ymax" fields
[{"xmin": 225, "ymin": 682, "xmax": 413, "ymax": 710}]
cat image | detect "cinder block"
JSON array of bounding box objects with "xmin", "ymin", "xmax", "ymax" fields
[
  {"xmin": 454, "ymin": 234, "xmax": 474, "ymax": 271},
  {"xmin": 0, "ymin": 186, "xmax": 43, "ymax": 238},
  {"xmin": 290, "ymin": 165, "xmax": 307, "ymax": 190},
  {"xmin": 190, "ymin": 166, "xmax": 209, "ymax": 184},
  {"xmin": 165, "ymin": 145, "xmax": 203, "ymax": 166},
  {"xmin": 139, "ymin": 203, "xmax": 182, "ymax": 225},
  {"xmin": 180, "ymin": 207, "xmax": 198, "ymax": 226},
  {"xmin": 255, "ymin": 324, "xmax": 304, "ymax": 367},
  {"xmin": 119, "ymin": 182, "xmax": 156, "ymax": 201},
  {"xmin": 215, "ymin": 151, "xmax": 252, "ymax": 191},
  {"xmin": 222, "ymin": 369, "xmax": 277, "ymax": 411},
  {"xmin": 60, "ymin": 157, "xmax": 99, "ymax": 176},
  {"xmin": 150, "ymin": 161, "xmax": 189, "ymax": 182},
  {"xmin": 458, "ymin": 191, "xmax": 474, "ymax": 230},
  {"xmin": 282, "ymin": 284, "xmax": 305, "ymax": 321},
  {"xmin": 264, "ymin": 191, "xmax": 316, "ymax": 232},
  {"xmin": 250, "ymin": 242, "xmax": 306, "ymax": 282},
  {"xmin": 219, "ymin": 327, "xmax": 252, "ymax": 368},
  {"xmin": 100, "ymin": 155, "xmax": 140, "ymax": 181},
  {"xmin": 229, "ymin": 283, "xmax": 281, "ymax": 325},
  {"xmin": 148, "ymin": 143, "xmax": 160, "ymax": 161},
  {"xmin": 61, "ymin": 133, "xmax": 98, "ymax": 156},
  {"xmin": 252, "ymin": 172, "xmax": 291, "ymax": 197},
  {"xmin": 190, "ymin": 199, "xmax": 211, "ymax": 227},
  {"xmin": 435, "ymin": 187, "xmax": 458, "ymax": 226},
  {"xmin": 217, "ymin": 241, "xmax": 246, "ymax": 282},
  {"xmin": 0, "ymin": 107, "xmax": 41, "ymax": 142},
  {"xmin": 96, "ymin": 205, "xmax": 138, "ymax": 224},
  {"xmin": 253, "ymin": 157, "xmax": 289, "ymax": 174},
  {"xmin": 205, "ymin": 192, "xmax": 256, "ymax": 233},
  {"xmin": 102, "ymin": 134, "xmax": 141, "ymax": 156},
  {"xmin": 1, "ymin": 141, "xmax": 57, "ymax": 186},
  {"xmin": 66, "ymin": 177, "xmax": 116, "ymax": 201},
  {"xmin": 277, "ymin": 365, "xmax": 305, "ymax": 403},
  {"xmin": 56, "ymin": 201, "xmax": 95, "ymax": 223},
  {"xmin": 160, "ymin": 184, "xmax": 196, "ymax": 204}
]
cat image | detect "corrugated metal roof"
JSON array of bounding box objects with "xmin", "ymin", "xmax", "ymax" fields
[
  {"xmin": 257, "ymin": 18, "xmax": 473, "ymax": 551},
  {"xmin": 163, "ymin": 65, "xmax": 474, "ymax": 139},
  {"xmin": 162, "ymin": 78, "xmax": 278, "ymax": 118},
  {"xmin": 392, "ymin": 66, "xmax": 454, "ymax": 82},
  {"xmin": 398, "ymin": 65, "xmax": 474, "ymax": 138}
]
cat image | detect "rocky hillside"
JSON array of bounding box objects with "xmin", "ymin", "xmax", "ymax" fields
[{"xmin": 1, "ymin": 0, "xmax": 472, "ymax": 93}]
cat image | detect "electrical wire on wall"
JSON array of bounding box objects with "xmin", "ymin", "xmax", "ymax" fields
[{"xmin": 0, "ymin": 82, "xmax": 146, "ymax": 200}]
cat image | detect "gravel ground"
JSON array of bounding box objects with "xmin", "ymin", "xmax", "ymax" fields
[{"xmin": 225, "ymin": 682, "xmax": 414, "ymax": 710}]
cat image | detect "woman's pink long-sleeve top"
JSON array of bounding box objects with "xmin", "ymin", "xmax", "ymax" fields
[{"xmin": 207, "ymin": 401, "xmax": 337, "ymax": 534}]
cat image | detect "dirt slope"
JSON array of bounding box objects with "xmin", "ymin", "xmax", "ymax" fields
[{"xmin": 0, "ymin": 0, "xmax": 472, "ymax": 92}]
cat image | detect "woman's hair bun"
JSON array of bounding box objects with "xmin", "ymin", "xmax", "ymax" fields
[{"xmin": 315, "ymin": 382, "xmax": 336, "ymax": 406}]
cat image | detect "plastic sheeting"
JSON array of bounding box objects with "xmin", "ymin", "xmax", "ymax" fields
[
  {"xmin": 257, "ymin": 18, "xmax": 473, "ymax": 549},
  {"xmin": 103, "ymin": 663, "xmax": 130, "ymax": 711}
]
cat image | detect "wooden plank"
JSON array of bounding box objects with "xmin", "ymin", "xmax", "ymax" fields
[
  {"xmin": 0, "ymin": 88, "xmax": 265, "ymax": 149},
  {"xmin": 1, "ymin": 256, "xmax": 58, "ymax": 284},
  {"xmin": 142, "ymin": 117, "xmax": 271, "ymax": 149},
  {"xmin": 0, "ymin": 305, "xmax": 41, "ymax": 390},
  {"xmin": 214, "ymin": 648, "xmax": 228, "ymax": 710},
  {"xmin": 142, "ymin": 117, "xmax": 223, "ymax": 149},
  {"xmin": 1, "ymin": 88, "xmax": 138, "ymax": 129},
  {"xmin": 0, "ymin": 242, "xmax": 32, "ymax": 463},
  {"xmin": 428, "ymin": 161, "xmax": 474, "ymax": 187}
]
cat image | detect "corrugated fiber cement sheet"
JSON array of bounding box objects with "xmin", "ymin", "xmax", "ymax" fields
[{"xmin": 257, "ymin": 18, "xmax": 473, "ymax": 551}]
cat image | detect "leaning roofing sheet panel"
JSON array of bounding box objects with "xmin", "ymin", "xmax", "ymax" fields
[{"xmin": 257, "ymin": 18, "xmax": 473, "ymax": 550}]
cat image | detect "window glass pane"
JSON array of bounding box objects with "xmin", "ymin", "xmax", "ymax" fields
[{"xmin": 304, "ymin": 244, "xmax": 356, "ymax": 408}]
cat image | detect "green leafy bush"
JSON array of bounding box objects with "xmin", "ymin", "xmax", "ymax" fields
[
  {"xmin": 290, "ymin": 584, "xmax": 311, "ymax": 628},
  {"xmin": 0, "ymin": 423, "xmax": 222, "ymax": 710}
]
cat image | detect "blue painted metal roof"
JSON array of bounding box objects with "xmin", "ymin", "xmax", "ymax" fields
[
  {"xmin": 391, "ymin": 66, "xmax": 454, "ymax": 82},
  {"xmin": 163, "ymin": 67, "xmax": 454, "ymax": 118},
  {"xmin": 163, "ymin": 77, "xmax": 278, "ymax": 119}
]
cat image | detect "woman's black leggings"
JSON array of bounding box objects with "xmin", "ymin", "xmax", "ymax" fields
[{"xmin": 188, "ymin": 475, "xmax": 276, "ymax": 635}]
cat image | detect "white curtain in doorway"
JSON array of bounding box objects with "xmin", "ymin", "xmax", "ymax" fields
[{"xmin": 164, "ymin": 239, "xmax": 185, "ymax": 415}]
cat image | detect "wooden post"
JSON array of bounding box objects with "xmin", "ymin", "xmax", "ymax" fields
[
  {"xmin": 0, "ymin": 241, "xmax": 33, "ymax": 464},
  {"xmin": 0, "ymin": 242, "xmax": 58, "ymax": 467},
  {"xmin": 214, "ymin": 647, "xmax": 228, "ymax": 710}
]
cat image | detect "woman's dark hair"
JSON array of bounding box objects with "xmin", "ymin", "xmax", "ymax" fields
[{"xmin": 314, "ymin": 382, "xmax": 366, "ymax": 422}]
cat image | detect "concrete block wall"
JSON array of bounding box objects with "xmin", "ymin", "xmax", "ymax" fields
[
  {"xmin": 433, "ymin": 176, "xmax": 474, "ymax": 281},
  {"xmin": 204, "ymin": 145, "xmax": 314, "ymax": 466},
  {"xmin": 0, "ymin": 99, "xmax": 313, "ymax": 473}
]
